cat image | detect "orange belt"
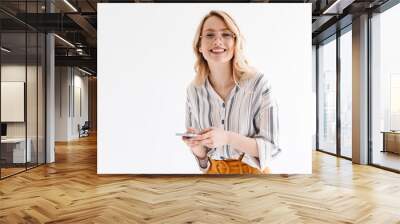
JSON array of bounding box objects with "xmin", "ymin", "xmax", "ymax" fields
[{"xmin": 206, "ymin": 154, "xmax": 269, "ymax": 174}]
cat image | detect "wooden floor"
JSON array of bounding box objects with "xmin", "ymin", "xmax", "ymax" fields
[
  {"xmin": 1, "ymin": 163, "xmax": 44, "ymax": 178},
  {"xmin": 1, "ymin": 134, "xmax": 400, "ymax": 223},
  {"xmin": 0, "ymin": 167, "xmax": 26, "ymax": 178}
]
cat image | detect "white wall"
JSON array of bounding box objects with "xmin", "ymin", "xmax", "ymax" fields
[
  {"xmin": 55, "ymin": 66, "xmax": 69, "ymax": 141},
  {"xmin": 55, "ymin": 67, "xmax": 89, "ymax": 141},
  {"xmin": 72, "ymin": 72, "xmax": 89, "ymax": 138}
]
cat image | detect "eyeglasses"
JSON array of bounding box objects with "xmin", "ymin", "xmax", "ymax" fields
[{"xmin": 200, "ymin": 31, "xmax": 236, "ymax": 42}]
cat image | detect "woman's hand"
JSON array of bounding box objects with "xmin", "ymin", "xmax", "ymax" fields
[
  {"xmin": 182, "ymin": 127, "xmax": 207, "ymax": 158},
  {"xmin": 195, "ymin": 127, "xmax": 230, "ymax": 149}
]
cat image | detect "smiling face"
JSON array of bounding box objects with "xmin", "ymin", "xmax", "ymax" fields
[{"xmin": 198, "ymin": 16, "xmax": 235, "ymax": 65}]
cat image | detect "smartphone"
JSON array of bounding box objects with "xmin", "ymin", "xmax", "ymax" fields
[{"xmin": 176, "ymin": 132, "xmax": 199, "ymax": 138}]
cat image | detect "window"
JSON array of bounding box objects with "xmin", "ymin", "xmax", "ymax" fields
[
  {"xmin": 371, "ymin": 2, "xmax": 400, "ymax": 171},
  {"xmin": 340, "ymin": 28, "xmax": 352, "ymax": 158},
  {"xmin": 318, "ymin": 36, "xmax": 337, "ymax": 155}
]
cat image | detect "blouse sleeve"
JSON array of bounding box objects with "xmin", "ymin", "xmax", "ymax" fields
[
  {"xmin": 252, "ymin": 80, "xmax": 281, "ymax": 171},
  {"xmin": 185, "ymin": 86, "xmax": 211, "ymax": 173}
]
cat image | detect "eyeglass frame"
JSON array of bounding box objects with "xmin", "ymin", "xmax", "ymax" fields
[{"xmin": 199, "ymin": 30, "xmax": 236, "ymax": 42}]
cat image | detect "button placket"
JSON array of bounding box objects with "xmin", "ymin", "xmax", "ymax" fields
[
  {"xmin": 221, "ymin": 101, "xmax": 227, "ymax": 159},
  {"xmin": 221, "ymin": 102, "xmax": 226, "ymax": 128}
]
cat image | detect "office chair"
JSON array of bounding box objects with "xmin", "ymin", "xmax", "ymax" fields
[{"xmin": 79, "ymin": 121, "xmax": 90, "ymax": 138}]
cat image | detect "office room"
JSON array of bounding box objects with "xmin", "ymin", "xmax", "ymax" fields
[{"xmin": 0, "ymin": 0, "xmax": 400, "ymax": 223}]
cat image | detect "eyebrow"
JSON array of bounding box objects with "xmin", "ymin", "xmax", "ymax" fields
[{"xmin": 203, "ymin": 28, "xmax": 231, "ymax": 32}]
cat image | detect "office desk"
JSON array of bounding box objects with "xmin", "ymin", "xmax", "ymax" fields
[
  {"xmin": 1, "ymin": 138, "xmax": 32, "ymax": 163},
  {"xmin": 381, "ymin": 131, "xmax": 400, "ymax": 154}
]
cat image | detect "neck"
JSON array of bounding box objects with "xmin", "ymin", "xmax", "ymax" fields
[{"xmin": 208, "ymin": 62, "xmax": 234, "ymax": 90}]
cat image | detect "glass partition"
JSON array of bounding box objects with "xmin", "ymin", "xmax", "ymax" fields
[
  {"xmin": 371, "ymin": 3, "xmax": 400, "ymax": 171},
  {"xmin": 339, "ymin": 28, "xmax": 352, "ymax": 158},
  {"xmin": 26, "ymin": 0, "xmax": 44, "ymax": 169},
  {"xmin": 27, "ymin": 31, "xmax": 38, "ymax": 169},
  {"xmin": 1, "ymin": 31, "xmax": 28, "ymax": 178},
  {"xmin": 318, "ymin": 36, "xmax": 337, "ymax": 155},
  {"xmin": 0, "ymin": 1, "xmax": 46, "ymax": 179}
]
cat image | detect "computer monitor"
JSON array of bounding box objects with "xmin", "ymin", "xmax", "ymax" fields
[{"xmin": 1, "ymin": 123, "xmax": 7, "ymax": 137}]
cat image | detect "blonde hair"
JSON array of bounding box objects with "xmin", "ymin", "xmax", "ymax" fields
[{"xmin": 192, "ymin": 10, "xmax": 256, "ymax": 86}]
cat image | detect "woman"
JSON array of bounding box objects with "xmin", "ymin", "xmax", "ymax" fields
[{"xmin": 183, "ymin": 10, "xmax": 281, "ymax": 174}]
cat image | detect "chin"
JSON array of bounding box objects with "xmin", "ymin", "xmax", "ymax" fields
[{"xmin": 206, "ymin": 55, "xmax": 233, "ymax": 64}]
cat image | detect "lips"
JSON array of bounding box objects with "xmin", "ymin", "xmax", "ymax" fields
[{"xmin": 210, "ymin": 48, "xmax": 226, "ymax": 54}]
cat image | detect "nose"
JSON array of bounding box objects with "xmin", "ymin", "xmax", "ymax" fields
[{"xmin": 212, "ymin": 35, "xmax": 224, "ymax": 45}]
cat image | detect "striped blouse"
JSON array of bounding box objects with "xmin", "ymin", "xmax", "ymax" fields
[{"xmin": 185, "ymin": 73, "xmax": 281, "ymax": 172}]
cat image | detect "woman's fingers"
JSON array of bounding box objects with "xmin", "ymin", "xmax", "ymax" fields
[
  {"xmin": 183, "ymin": 137, "xmax": 201, "ymax": 147},
  {"xmin": 183, "ymin": 127, "xmax": 218, "ymax": 148},
  {"xmin": 195, "ymin": 131, "xmax": 213, "ymax": 141},
  {"xmin": 187, "ymin": 127, "xmax": 198, "ymax": 134},
  {"xmin": 199, "ymin": 127, "xmax": 213, "ymax": 134}
]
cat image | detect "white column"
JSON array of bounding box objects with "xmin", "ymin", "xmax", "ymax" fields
[
  {"xmin": 46, "ymin": 1, "xmax": 55, "ymax": 163},
  {"xmin": 46, "ymin": 33, "xmax": 55, "ymax": 163},
  {"xmin": 352, "ymin": 14, "xmax": 369, "ymax": 164}
]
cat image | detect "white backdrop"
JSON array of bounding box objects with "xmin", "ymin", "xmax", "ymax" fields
[{"xmin": 98, "ymin": 3, "xmax": 312, "ymax": 174}]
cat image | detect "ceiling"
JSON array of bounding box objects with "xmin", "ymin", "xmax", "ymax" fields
[{"xmin": 0, "ymin": 0, "xmax": 394, "ymax": 75}]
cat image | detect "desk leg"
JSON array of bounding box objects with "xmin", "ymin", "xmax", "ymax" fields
[{"xmin": 382, "ymin": 133, "xmax": 386, "ymax": 152}]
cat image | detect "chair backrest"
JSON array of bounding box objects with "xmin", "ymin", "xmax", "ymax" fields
[{"xmin": 82, "ymin": 121, "xmax": 90, "ymax": 129}]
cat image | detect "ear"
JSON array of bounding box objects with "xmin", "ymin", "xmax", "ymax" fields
[{"xmin": 198, "ymin": 43, "xmax": 203, "ymax": 53}]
